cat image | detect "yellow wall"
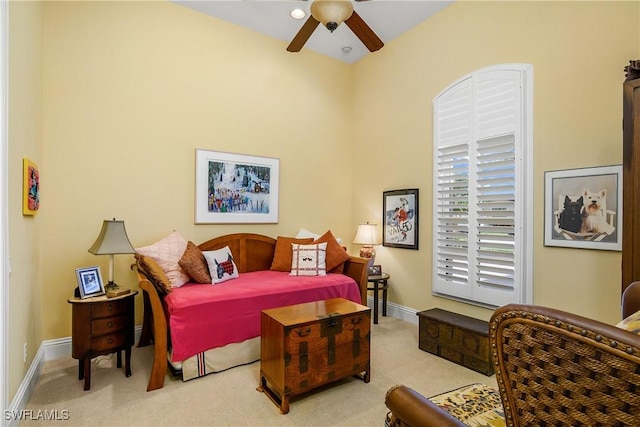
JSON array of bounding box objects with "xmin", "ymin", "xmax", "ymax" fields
[
  {"xmin": 352, "ymin": 0, "xmax": 639, "ymax": 323},
  {"xmin": 40, "ymin": 1, "xmax": 353, "ymax": 341},
  {"xmin": 8, "ymin": 0, "xmax": 44, "ymax": 401},
  {"xmin": 7, "ymin": 0, "xmax": 640, "ymax": 404}
]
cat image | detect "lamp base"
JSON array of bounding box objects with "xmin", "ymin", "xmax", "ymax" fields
[
  {"xmin": 105, "ymin": 281, "xmax": 131, "ymax": 298},
  {"xmin": 359, "ymin": 246, "xmax": 376, "ymax": 271}
]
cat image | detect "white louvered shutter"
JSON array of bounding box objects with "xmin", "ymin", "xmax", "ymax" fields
[
  {"xmin": 433, "ymin": 66, "xmax": 530, "ymax": 307},
  {"xmin": 433, "ymin": 78, "xmax": 473, "ymax": 300}
]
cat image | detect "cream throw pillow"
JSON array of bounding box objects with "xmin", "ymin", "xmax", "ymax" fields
[
  {"xmin": 136, "ymin": 231, "xmax": 190, "ymax": 288},
  {"xmin": 290, "ymin": 242, "xmax": 327, "ymax": 276}
]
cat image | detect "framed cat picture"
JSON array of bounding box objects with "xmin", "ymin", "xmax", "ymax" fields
[{"xmin": 544, "ymin": 165, "xmax": 622, "ymax": 251}]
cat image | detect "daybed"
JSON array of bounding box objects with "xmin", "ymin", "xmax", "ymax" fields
[
  {"xmin": 134, "ymin": 232, "xmax": 369, "ymax": 392},
  {"xmin": 384, "ymin": 286, "xmax": 640, "ymax": 426}
]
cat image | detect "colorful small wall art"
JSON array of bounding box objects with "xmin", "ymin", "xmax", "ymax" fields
[{"xmin": 23, "ymin": 158, "xmax": 40, "ymax": 216}]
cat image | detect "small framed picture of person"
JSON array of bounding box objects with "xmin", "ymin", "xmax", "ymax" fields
[
  {"xmin": 76, "ymin": 266, "xmax": 105, "ymax": 299},
  {"xmin": 383, "ymin": 189, "xmax": 419, "ymax": 250},
  {"xmin": 368, "ymin": 265, "xmax": 382, "ymax": 276}
]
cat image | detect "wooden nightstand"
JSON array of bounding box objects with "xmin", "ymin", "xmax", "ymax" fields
[
  {"xmin": 68, "ymin": 290, "xmax": 137, "ymax": 390},
  {"xmin": 367, "ymin": 272, "xmax": 389, "ymax": 324}
]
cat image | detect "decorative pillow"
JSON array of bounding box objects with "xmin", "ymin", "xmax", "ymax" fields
[
  {"xmin": 290, "ymin": 242, "xmax": 327, "ymax": 276},
  {"xmin": 178, "ymin": 241, "xmax": 211, "ymax": 284},
  {"xmin": 136, "ymin": 231, "xmax": 190, "ymax": 288},
  {"xmin": 203, "ymin": 246, "xmax": 239, "ymax": 284},
  {"xmin": 428, "ymin": 383, "xmax": 504, "ymax": 426},
  {"xmin": 134, "ymin": 253, "xmax": 172, "ymax": 295},
  {"xmin": 617, "ymin": 309, "xmax": 640, "ymax": 334},
  {"xmin": 311, "ymin": 230, "xmax": 351, "ymax": 273},
  {"xmin": 270, "ymin": 236, "xmax": 314, "ymax": 272}
]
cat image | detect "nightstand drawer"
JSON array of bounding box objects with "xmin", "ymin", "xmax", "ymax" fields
[
  {"xmin": 91, "ymin": 315, "xmax": 126, "ymax": 336},
  {"xmin": 92, "ymin": 333, "xmax": 126, "ymax": 351},
  {"xmin": 91, "ymin": 300, "xmax": 126, "ymax": 318}
]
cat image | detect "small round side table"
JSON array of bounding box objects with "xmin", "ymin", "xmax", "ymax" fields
[{"xmin": 367, "ymin": 273, "xmax": 389, "ymax": 324}]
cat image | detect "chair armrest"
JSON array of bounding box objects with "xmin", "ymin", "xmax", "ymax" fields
[{"xmin": 385, "ymin": 385, "xmax": 466, "ymax": 427}]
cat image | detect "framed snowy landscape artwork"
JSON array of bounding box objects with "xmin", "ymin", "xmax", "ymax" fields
[{"xmin": 195, "ymin": 149, "xmax": 279, "ymax": 224}]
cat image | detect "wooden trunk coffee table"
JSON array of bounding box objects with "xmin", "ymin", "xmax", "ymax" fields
[{"xmin": 258, "ymin": 298, "xmax": 371, "ymax": 414}]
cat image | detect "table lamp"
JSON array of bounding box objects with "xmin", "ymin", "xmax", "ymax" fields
[
  {"xmin": 353, "ymin": 222, "xmax": 380, "ymax": 268},
  {"xmin": 88, "ymin": 219, "xmax": 135, "ymax": 296}
]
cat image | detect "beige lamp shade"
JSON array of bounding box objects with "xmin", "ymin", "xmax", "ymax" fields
[
  {"xmin": 353, "ymin": 222, "xmax": 380, "ymax": 264},
  {"xmin": 88, "ymin": 219, "xmax": 135, "ymax": 291},
  {"xmin": 353, "ymin": 223, "xmax": 380, "ymax": 246},
  {"xmin": 310, "ymin": 0, "xmax": 354, "ymax": 32},
  {"xmin": 88, "ymin": 219, "xmax": 135, "ymax": 255}
]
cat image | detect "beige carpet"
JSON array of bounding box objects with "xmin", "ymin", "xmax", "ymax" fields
[{"xmin": 21, "ymin": 316, "xmax": 497, "ymax": 426}]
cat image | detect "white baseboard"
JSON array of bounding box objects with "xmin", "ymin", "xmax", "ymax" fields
[
  {"xmin": 5, "ymin": 327, "xmax": 142, "ymax": 427},
  {"xmin": 4, "ymin": 341, "xmax": 49, "ymax": 427},
  {"xmin": 366, "ymin": 296, "xmax": 418, "ymax": 325}
]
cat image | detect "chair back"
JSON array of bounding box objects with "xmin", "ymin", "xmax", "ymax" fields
[{"xmin": 491, "ymin": 304, "xmax": 640, "ymax": 426}]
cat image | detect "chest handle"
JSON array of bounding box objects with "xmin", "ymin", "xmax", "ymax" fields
[{"xmin": 296, "ymin": 327, "xmax": 311, "ymax": 337}]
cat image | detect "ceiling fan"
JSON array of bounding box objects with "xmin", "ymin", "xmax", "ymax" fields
[{"xmin": 287, "ymin": 0, "xmax": 384, "ymax": 53}]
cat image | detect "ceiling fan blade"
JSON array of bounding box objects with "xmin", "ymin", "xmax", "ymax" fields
[
  {"xmin": 344, "ymin": 10, "xmax": 384, "ymax": 52},
  {"xmin": 287, "ymin": 16, "xmax": 320, "ymax": 53}
]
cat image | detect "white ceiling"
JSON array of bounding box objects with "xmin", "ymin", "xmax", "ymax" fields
[{"xmin": 173, "ymin": 1, "xmax": 453, "ymax": 64}]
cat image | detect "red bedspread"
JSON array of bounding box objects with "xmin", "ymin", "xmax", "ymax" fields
[{"xmin": 165, "ymin": 270, "xmax": 362, "ymax": 362}]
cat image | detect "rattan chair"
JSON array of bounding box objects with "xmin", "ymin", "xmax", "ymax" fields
[{"xmin": 385, "ymin": 304, "xmax": 640, "ymax": 426}]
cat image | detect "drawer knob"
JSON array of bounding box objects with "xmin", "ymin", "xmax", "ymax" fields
[
  {"xmin": 107, "ymin": 321, "xmax": 113, "ymax": 327},
  {"xmin": 107, "ymin": 305, "xmax": 113, "ymax": 311},
  {"xmin": 107, "ymin": 338, "xmax": 113, "ymax": 344}
]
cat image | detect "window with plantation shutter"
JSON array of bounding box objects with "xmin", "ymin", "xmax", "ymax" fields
[{"xmin": 432, "ymin": 64, "xmax": 533, "ymax": 308}]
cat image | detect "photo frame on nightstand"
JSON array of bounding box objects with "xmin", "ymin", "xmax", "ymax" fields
[
  {"xmin": 76, "ymin": 266, "xmax": 105, "ymax": 299},
  {"xmin": 368, "ymin": 264, "xmax": 382, "ymax": 276}
]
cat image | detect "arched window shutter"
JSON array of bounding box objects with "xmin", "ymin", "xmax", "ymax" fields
[{"xmin": 433, "ymin": 65, "xmax": 532, "ymax": 307}]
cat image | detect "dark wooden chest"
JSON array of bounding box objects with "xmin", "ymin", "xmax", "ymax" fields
[
  {"xmin": 418, "ymin": 308, "xmax": 494, "ymax": 376},
  {"xmin": 259, "ymin": 298, "xmax": 371, "ymax": 414}
]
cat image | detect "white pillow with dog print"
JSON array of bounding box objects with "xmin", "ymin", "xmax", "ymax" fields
[{"xmin": 203, "ymin": 246, "xmax": 239, "ymax": 284}]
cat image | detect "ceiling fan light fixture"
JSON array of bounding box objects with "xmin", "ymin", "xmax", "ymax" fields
[{"xmin": 310, "ymin": 0, "xmax": 354, "ymax": 33}]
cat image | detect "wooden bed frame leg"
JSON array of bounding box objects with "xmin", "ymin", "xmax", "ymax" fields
[
  {"xmin": 146, "ymin": 346, "xmax": 167, "ymax": 391},
  {"xmin": 138, "ymin": 292, "xmax": 153, "ymax": 347},
  {"xmin": 136, "ymin": 279, "xmax": 169, "ymax": 391}
]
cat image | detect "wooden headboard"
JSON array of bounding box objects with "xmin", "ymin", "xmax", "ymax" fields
[
  {"xmin": 198, "ymin": 233, "xmax": 276, "ymax": 273},
  {"xmin": 197, "ymin": 232, "xmax": 369, "ymax": 304}
]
